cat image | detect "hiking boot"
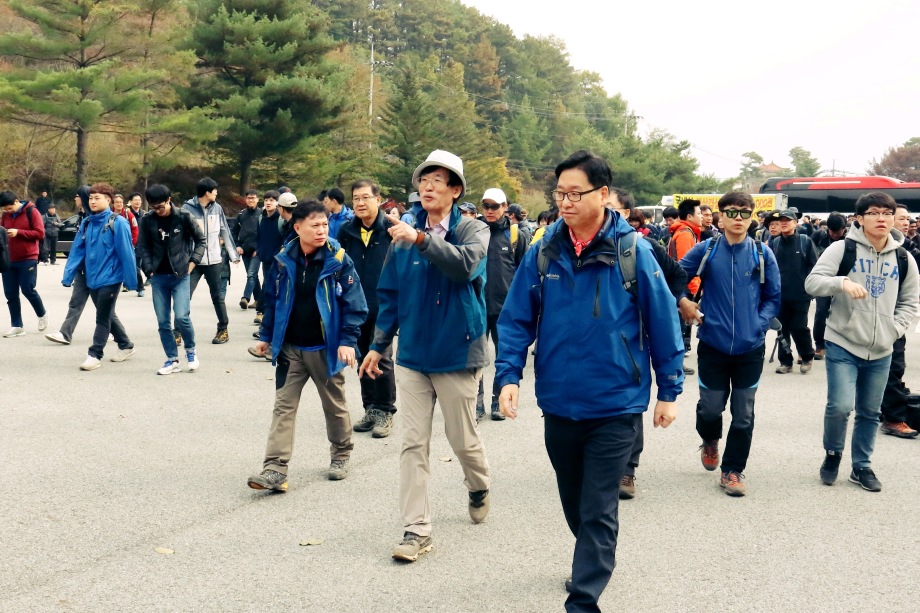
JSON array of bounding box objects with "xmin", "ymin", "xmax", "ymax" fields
[
  {"xmin": 157, "ymin": 360, "xmax": 181, "ymax": 376},
  {"xmin": 373, "ymin": 412, "xmax": 395, "ymax": 438},
  {"xmin": 814, "ymin": 348, "xmax": 825, "ymax": 360},
  {"xmin": 775, "ymin": 364, "xmax": 793, "ymax": 374},
  {"xmin": 475, "ymin": 403, "xmax": 485, "ymax": 423},
  {"xmin": 820, "ymin": 451, "xmax": 841, "ymax": 485},
  {"xmin": 353, "ymin": 408, "xmax": 382, "ymax": 432},
  {"xmin": 3, "ymin": 327, "xmax": 25, "ymax": 338},
  {"xmin": 392, "ymin": 532, "xmax": 432, "ymax": 562},
  {"xmin": 880, "ymin": 421, "xmax": 919, "ymax": 438},
  {"xmin": 683, "ymin": 361, "xmax": 695, "ymax": 375},
  {"xmin": 38, "ymin": 315, "xmax": 49, "ymax": 331},
  {"xmin": 849, "ymin": 467, "xmax": 882, "ymax": 492},
  {"xmin": 212, "ymin": 329, "xmax": 229, "ymax": 344},
  {"xmin": 174, "ymin": 331, "xmax": 182, "ymax": 347},
  {"xmin": 490, "ymin": 409, "xmax": 505, "ymax": 421},
  {"xmin": 327, "ymin": 459, "xmax": 349, "ymax": 481},
  {"xmin": 186, "ymin": 350, "xmax": 200, "ymax": 371},
  {"xmin": 469, "ymin": 489, "xmax": 490, "ymax": 524},
  {"xmin": 253, "ymin": 313, "xmax": 263, "ymax": 325},
  {"xmin": 239, "ymin": 297, "xmax": 249, "ymax": 310},
  {"xmin": 247, "ymin": 469, "xmax": 288, "ymax": 492},
  {"xmin": 700, "ymin": 440, "xmax": 719, "ymax": 471},
  {"xmin": 619, "ymin": 474, "xmax": 636, "ymax": 500},
  {"xmin": 800, "ymin": 360, "xmax": 813, "ymax": 374},
  {"xmin": 110, "ymin": 347, "xmax": 136, "ymax": 362},
  {"xmin": 80, "ymin": 355, "xmax": 101, "ymax": 371},
  {"xmin": 719, "ymin": 471, "xmax": 746, "ymax": 496},
  {"xmin": 45, "ymin": 331, "xmax": 70, "ymax": 345}
]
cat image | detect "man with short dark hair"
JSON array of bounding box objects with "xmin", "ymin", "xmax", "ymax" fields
[
  {"xmin": 137, "ymin": 184, "xmax": 206, "ymax": 375},
  {"xmin": 699, "ymin": 204, "xmax": 719, "ymax": 240},
  {"xmin": 338, "ymin": 179, "xmax": 398, "ymax": 438},
  {"xmin": 248, "ymin": 200, "xmax": 367, "ymax": 491},
  {"xmin": 323, "ymin": 187, "xmax": 353, "ymax": 240},
  {"xmin": 182, "ymin": 177, "xmax": 239, "ymax": 344},
  {"xmin": 1, "ymin": 191, "xmax": 48, "ymax": 337},
  {"xmin": 233, "ymin": 189, "xmax": 262, "ymax": 310},
  {"xmin": 807, "ymin": 193, "xmax": 918, "ymax": 492}
]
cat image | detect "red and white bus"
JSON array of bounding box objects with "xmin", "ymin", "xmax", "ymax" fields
[{"xmin": 759, "ymin": 176, "xmax": 920, "ymax": 215}]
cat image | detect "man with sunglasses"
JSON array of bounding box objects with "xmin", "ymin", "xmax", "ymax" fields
[
  {"xmin": 476, "ymin": 187, "xmax": 528, "ymax": 422},
  {"xmin": 678, "ymin": 192, "xmax": 781, "ymax": 496}
]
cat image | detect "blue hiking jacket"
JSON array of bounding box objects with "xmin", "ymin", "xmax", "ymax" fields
[
  {"xmin": 495, "ymin": 211, "xmax": 685, "ymax": 420},
  {"xmin": 679, "ymin": 236, "xmax": 782, "ymax": 355},
  {"xmin": 259, "ymin": 238, "xmax": 368, "ymax": 376},
  {"xmin": 63, "ymin": 209, "xmax": 138, "ymax": 291}
]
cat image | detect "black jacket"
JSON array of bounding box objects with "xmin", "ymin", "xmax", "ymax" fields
[
  {"xmin": 485, "ymin": 216, "xmax": 527, "ymax": 317},
  {"xmin": 769, "ymin": 233, "xmax": 818, "ymax": 301},
  {"xmin": 337, "ymin": 208, "xmax": 394, "ymax": 316},
  {"xmin": 645, "ymin": 235, "xmax": 687, "ymax": 301},
  {"xmin": 233, "ymin": 205, "xmax": 261, "ymax": 254},
  {"xmin": 136, "ymin": 207, "xmax": 206, "ymax": 278}
]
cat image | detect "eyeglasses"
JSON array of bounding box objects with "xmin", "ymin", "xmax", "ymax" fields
[
  {"xmin": 151, "ymin": 204, "xmax": 168, "ymax": 211},
  {"xmin": 418, "ymin": 176, "xmax": 447, "ymax": 188},
  {"xmin": 861, "ymin": 211, "xmax": 894, "ymax": 218},
  {"xmin": 352, "ymin": 195, "xmax": 377, "ymax": 203},
  {"xmin": 481, "ymin": 203, "xmax": 502, "ymax": 211},
  {"xmin": 721, "ymin": 209, "xmax": 753, "ymax": 219},
  {"xmin": 551, "ymin": 186, "xmax": 602, "ymax": 203}
]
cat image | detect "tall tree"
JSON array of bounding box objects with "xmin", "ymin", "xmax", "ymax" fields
[
  {"xmin": 0, "ymin": 0, "xmax": 164, "ymax": 186},
  {"xmin": 867, "ymin": 139, "xmax": 920, "ymax": 182},
  {"xmin": 788, "ymin": 146, "xmax": 821, "ymax": 176},
  {"xmin": 185, "ymin": 0, "xmax": 349, "ymax": 192}
]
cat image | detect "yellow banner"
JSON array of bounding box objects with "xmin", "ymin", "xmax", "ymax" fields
[{"xmin": 673, "ymin": 194, "xmax": 782, "ymax": 214}]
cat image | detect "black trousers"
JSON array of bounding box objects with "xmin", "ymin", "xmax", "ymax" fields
[
  {"xmin": 812, "ymin": 296, "xmax": 832, "ymax": 350},
  {"xmin": 44, "ymin": 236, "xmax": 58, "ymax": 264},
  {"xmin": 880, "ymin": 335, "xmax": 909, "ymax": 423},
  {"xmin": 356, "ymin": 317, "xmax": 397, "ymax": 413},
  {"xmin": 777, "ymin": 299, "xmax": 814, "ymax": 366},
  {"xmin": 476, "ymin": 314, "xmax": 500, "ymax": 412},
  {"xmin": 544, "ymin": 412, "xmax": 638, "ymax": 613},
  {"xmin": 188, "ymin": 264, "xmax": 228, "ymax": 330},
  {"xmin": 695, "ymin": 341, "xmax": 764, "ymax": 474},
  {"xmin": 88, "ymin": 283, "xmax": 132, "ymax": 359}
]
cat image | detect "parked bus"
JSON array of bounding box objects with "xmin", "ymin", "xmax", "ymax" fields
[{"xmin": 760, "ymin": 176, "xmax": 920, "ymax": 214}]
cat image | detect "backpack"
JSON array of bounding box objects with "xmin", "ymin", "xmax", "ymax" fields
[
  {"xmin": 80, "ymin": 212, "xmax": 119, "ymax": 239},
  {"xmin": 0, "ymin": 225, "xmax": 11, "ymax": 273},
  {"xmin": 667, "ymin": 226, "xmax": 697, "ymax": 261},
  {"xmin": 504, "ymin": 224, "xmax": 520, "ymax": 249},
  {"xmin": 835, "ymin": 238, "xmax": 908, "ymax": 294},
  {"xmin": 691, "ymin": 235, "xmax": 766, "ymax": 302}
]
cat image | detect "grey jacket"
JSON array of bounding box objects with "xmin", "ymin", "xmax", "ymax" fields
[
  {"xmin": 804, "ymin": 226, "xmax": 919, "ymax": 360},
  {"xmin": 182, "ymin": 197, "xmax": 239, "ymax": 267}
]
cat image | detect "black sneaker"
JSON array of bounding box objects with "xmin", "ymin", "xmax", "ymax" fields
[
  {"xmin": 490, "ymin": 409, "xmax": 505, "ymax": 421},
  {"xmin": 849, "ymin": 467, "xmax": 882, "ymax": 492},
  {"xmin": 247, "ymin": 469, "xmax": 288, "ymax": 492},
  {"xmin": 820, "ymin": 452, "xmax": 841, "ymax": 485}
]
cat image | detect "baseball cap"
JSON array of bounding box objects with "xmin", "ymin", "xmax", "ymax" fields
[
  {"xmin": 277, "ymin": 192, "xmax": 298, "ymax": 209},
  {"xmin": 777, "ymin": 208, "xmax": 798, "ymax": 221},
  {"xmin": 458, "ymin": 202, "xmax": 477, "ymax": 214},
  {"xmin": 826, "ymin": 213, "xmax": 846, "ymax": 231},
  {"xmin": 506, "ymin": 203, "xmax": 525, "ymax": 220},
  {"xmin": 481, "ymin": 188, "xmax": 507, "ymax": 204},
  {"xmin": 408, "ymin": 192, "xmax": 421, "ymax": 204},
  {"xmin": 412, "ymin": 150, "xmax": 466, "ymax": 197}
]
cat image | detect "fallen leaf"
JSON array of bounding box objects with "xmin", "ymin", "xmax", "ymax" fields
[
  {"xmin": 299, "ymin": 538, "xmax": 324, "ymax": 546},
  {"xmin": 439, "ymin": 456, "xmax": 452, "ymax": 462},
  {"xmin": 154, "ymin": 547, "xmax": 174, "ymax": 555}
]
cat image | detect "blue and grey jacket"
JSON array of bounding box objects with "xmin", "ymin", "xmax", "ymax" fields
[
  {"xmin": 63, "ymin": 209, "xmax": 138, "ymax": 291},
  {"xmin": 495, "ymin": 211, "xmax": 684, "ymax": 420},
  {"xmin": 259, "ymin": 238, "xmax": 368, "ymax": 377},
  {"xmin": 371, "ymin": 205, "xmax": 490, "ymax": 373},
  {"xmin": 679, "ymin": 236, "xmax": 782, "ymax": 355},
  {"xmin": 182, "ymin": 197, "xmax": 238, "ymax": 267}
]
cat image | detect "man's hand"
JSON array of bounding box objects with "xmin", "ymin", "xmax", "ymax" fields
[
  {"xmin": 187, "ymin": 262, "xmax": 196, "ymax": 274},
  {"xmin": 842, "ymin": 277, "xmax": 867, "ymax": 299},
  {"xmin": 678, "ymin": 297, "xmax": 701, "ymax": 324},
  {"xmin": 254, "ymin": 341, "xmax": 270, "ymax": 356},
  {"xmin": 653, "ymin": 400, "xmax": 677, "ymax": 428},
  {"xmin": 387, "ymin": 219, "xmax": 421, "ymax": 244},
  {"xmin": 499, "ymin": 384, "xmax": 520, "ymax": 420},
  {"xmin": 358, "ymin": 350, "xmax": 383, "ymax": 379},
  {"xmin": 337, "ymin": 346, "xmax": 356, "ymax": 368},
  {"xmin": 7, "ymin": 228, "xmax": 17, "ymax": 238},
  {"xmin": 236, "ymin": 247, "xmax": 243, "ymax": 255}
]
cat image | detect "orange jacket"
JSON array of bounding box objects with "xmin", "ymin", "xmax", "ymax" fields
[{"xmin": 669, "ymin": 219, "xmax": 702, "ymax": 295}]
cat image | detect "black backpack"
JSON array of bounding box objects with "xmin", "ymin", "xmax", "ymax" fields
[{"xmin": 0, "ymin": 226, "xmax": 10, "ymax": 273}]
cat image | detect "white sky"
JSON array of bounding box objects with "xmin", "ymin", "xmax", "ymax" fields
[{"xmin": 461, "ymin": 0, "xmax": 919, "ymax": 179}]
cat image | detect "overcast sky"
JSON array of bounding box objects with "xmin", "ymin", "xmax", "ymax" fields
[{"xmin": 461, "ymin": 0, "xmax": 919, "ymax": 179}]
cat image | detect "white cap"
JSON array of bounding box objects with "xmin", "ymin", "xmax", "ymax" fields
[
  {"xmin": 412, "ymin": 150, "xmax": 466, "ymax": 197},
  {"xmin": 277, "ymin": 192, "xmax": 298, "ymax": 208},
  {"xmin": 481, "ymin": 188, "xmax": 507, "ymax": 204},
  {"xmin": 408, "ymin": 192, "xmax": 421, "ymax": 203}
]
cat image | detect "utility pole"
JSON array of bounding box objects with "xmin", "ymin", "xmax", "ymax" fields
[{"xmin": 368, "ymin": 30, "xmax": 375, "ymax": 125}]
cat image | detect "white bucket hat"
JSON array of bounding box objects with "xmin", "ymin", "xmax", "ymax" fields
[{"xmin": 412, "ymin": 150, "xmax": 466, "ymax": 197}]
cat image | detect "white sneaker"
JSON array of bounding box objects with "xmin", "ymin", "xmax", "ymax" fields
[
  {"xmin": 186, "ymin": 350, "xmax": 200, "ymax": 371},
  {"xmin": 38, "ymin": 315, "xmax": 49, "ymax": 331},
  {"xmin": 3, "ymin": 327, "xmax": 25, "ymax": 338},
  {"xmin": 110, "ymin": 347, "xmax": 136, "ymax": 362},
  {"xmin": 157, "ymin": 360, "xmax": 181, "ymax": 375},
  {"xmin": 80, "ymin": 355, "xmax": 101, "ymax": 371},
  {"xmin": 45, "ymin": 331, "xmax": 71, "ymax": 345}
]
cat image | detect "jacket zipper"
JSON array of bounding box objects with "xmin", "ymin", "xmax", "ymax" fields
[
  {"xmin": 620, "ymin": 333, "xmax": 641, "ymax": 383},
  {"xmin": 593, "ymin": 278, "xmax": 601, "ymax": 318}
]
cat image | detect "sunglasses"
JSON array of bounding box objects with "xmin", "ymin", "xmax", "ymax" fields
[
  {"xmin": 721, "ymin": 209, "xmax": 753, "ymax": 219},
  {"xmin": 481, "ymin": 203, "xmax": 502, "ymax": 211}
]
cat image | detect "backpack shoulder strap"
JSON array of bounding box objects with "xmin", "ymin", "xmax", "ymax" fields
[
  {"xmin": 619, "ymin": 231, "xmax": 640, "ymax": 297},
  {"xmin": 537, "ymin": 241, "xmax": 549, "ymax": 281},
  {"xmin": 836, "ymin": 238, "xmax": 858, "ymax": 277},
  {"xmin": 896, "ymin": 246, "xmax": 909, "ymax": 296},
  {"xmin": 755, "ymin": 240, "xmax": 765, "ymax": 285}
]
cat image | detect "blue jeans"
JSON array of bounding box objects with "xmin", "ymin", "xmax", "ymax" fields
[
  {"xmin": 823, "ymin": 341, "xmax": 892, "ymax": 468},
  {"xmin": 151, "ymin": 274, "xmax": 195, "ymax": 359},
  {"xmin": 2, "ymin": 260, "xmax": 46, "ymax": 327},
  {"xmin": 241, "ymin": 252, "xmax": 261, "ymax": 302}
]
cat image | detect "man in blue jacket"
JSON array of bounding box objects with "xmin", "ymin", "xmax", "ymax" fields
[
  {"xmin": 678, "ymin": 192, "xmax": 781, "ymax": 496},
  {"xmin": 359, "ymin": 150, "xmax": 493, "ymax": 563},
  {"xmin": 247, "ymin": 200, "xmax": 367, "ymax": 492},
  {"xmin": 495, "ymin": 150, "xmax": 684, "ymax": 613},
  {"xmin": 62, "ymin": 183, "xmax": 138, "ymax": 371}
]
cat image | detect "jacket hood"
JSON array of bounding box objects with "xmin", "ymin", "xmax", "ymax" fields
[
  {"xmin": 669, "ymin": 219, "xmax": 701, "ymax": 238},
  {"xmin": 847, "ymin": 224, "xmax": 905, "ymax": 253}
]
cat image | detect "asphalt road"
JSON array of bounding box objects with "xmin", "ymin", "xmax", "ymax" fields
[{"xmin": 2, "ymin": 267, "xmax": 919, "ymax": 613}]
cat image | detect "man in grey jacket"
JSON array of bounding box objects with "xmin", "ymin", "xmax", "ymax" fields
[
  {"xmin": 805, "ymin": 192, "xmax": 919, "ymax": 492},
  {"xmin": 181, "ymin": 177, "xmax": 239, "ymax": 344}
]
